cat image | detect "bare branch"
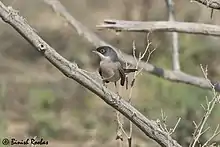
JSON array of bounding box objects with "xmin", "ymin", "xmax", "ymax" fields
[
  {"xmin": 124, "ymin": 56, "xmax": 220, "ymax": 92},
  {"xmin": 43, "ymin": 0, "xmax": 106, "ymax": 47},
  {"xmin": 116, "ymin": 111, "xmax": 129, "ymax": 139},
  {"xmin": 42, "ymin": 0, "xmax": 220, "ymax": 93},
  {"xmin": 189, "ymin": 65, "xmax": 220, "ymax": 147},
  {"xmin": 156, "ymin": 110, "xmax": 181, "ymax": 140},
  {"xmin": 0, "ymin": 2, "xmax": 181, "ymax": 147},
  {"xmin": 97, "ymin": 19, "xmax": 220, "ymax": 37},
  {"xmin": 170, "ymin": 118, "xmax": 181, "ymax": 135},
  {"xmin": 202, "ymin": 124, "xmax": 220, "ymax": 147},
  {"xmin": 191, "ymin": 0, "xmax": 220, "ymax": 10},
  {"xmin": 165, "ymin": 0, "xmax": 180, "ymax": 71},
  {"xmin": 126, "ymin": 36, "xmax": 155, "ymax": 147}
]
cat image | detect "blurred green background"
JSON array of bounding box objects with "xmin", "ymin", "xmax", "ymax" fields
[{"xmin": 0, "ymin": 0, "xmax": 219, "ymax": 146}]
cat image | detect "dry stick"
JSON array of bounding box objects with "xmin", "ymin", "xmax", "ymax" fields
[
  {"xmin": 135, "ymin": 34, "xmax": 156, "ymax": 77},
  {"xmin": 0, "ymin": 2, "xmax": 182, "ymax": 147},
  {"xmin": 189, "ymin": 65, "xmax": 220, "ymax": 147},
  {"xmin": 191, "ymin": 0, "xmax": 220, "ymax": 18},
  {"xmin": 116, "ymin": 109, "xmax": 128, "ymax": 147},
  {"xmin": 157, "ymin": 110, "xmax": 181, "ymax": 147},
  {"xmin": 42, "ymin": 0, "xmax": 220, "ymax": 93},
  {"xmin": 115, "ymin": 35, "xmax": 155, "ymax": 147},
  {"xmin": 112, "ymin": 70, "xmax": 123, "ymax": 144},
  {"xmin": 115, "ymin": 56, "xmax": 129, "ymax": 147},
  {"xmin": 126, "ymin": 33, "xmax": 155, "ymax": 147},
  {"xmin": 117, "ymin": 51, "xmax": 131, "ymax": 147},
  {"xmin": 165, "ymin": 0, "xmax": 180, "ymax": 71},
  {"xmin": 115, "ymin": 84, "xmax": 124, "ymax": 145},
  {"xmin": 202, "ymin": 124, "xmax": 220, "ymax": 147},
  {"xmin": 115, "ymin": 83, "xmax": 124, "ymax": 147},
  {"xmin": 115, "ymin": 37, "xmax": 154, "ymax": 147},
  {"xmin": 191, "ymin": 0, "xmax": 220, "ymax": 10},
  {"xmin": 43, "ymin": 0, "xmax": 106, "ymax": 47},
  {"xmin": 97, "ymin": 19, "xmax": 220, "ymax": 37}
]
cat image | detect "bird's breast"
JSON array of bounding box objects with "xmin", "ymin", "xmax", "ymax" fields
[{"xmin": 100, "ymin": 61, "xmax": 120, "ymax": 82}]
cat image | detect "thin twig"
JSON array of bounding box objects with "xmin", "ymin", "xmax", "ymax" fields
[
  {"xmin": 116, "ymin": 111, "xmax": 129, "ymax": 138},
  {"xmin": 202, "ymin": 124, "xmax": 220, "ymax": 147},
  {"xmin": 125, "ymin": 32, "xmax": 155, "ymax": 147},
  {"xmin": 189, "ymin": 65, "xmax": 220, "ymax": 147},
  {"xmin": 115, "ymin": 84, "xmax": 126, "ymax": 144},
  {"xmin": 156, "ymin": 109, "xmax": 182, "ymax": 147},
  {"xmin": 169, "ymin": 118, "xmax": 181, "ymax": 135}
]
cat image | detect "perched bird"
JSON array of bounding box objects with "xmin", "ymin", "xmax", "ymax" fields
[{"xmin": 92, "ymin": 46, "xmax": 137, "ymax": 87}]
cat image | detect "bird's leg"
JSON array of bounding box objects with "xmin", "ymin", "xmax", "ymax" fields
[
  {"xmin": 102, "ymin": 80, "xmax": 107, "ymax": 88},
  {"xmin": 101, "ymin": 79, "xmax": 108, "ymax": 95},
  {"xmin": 114, "ymin": 82, "xmax": 118, "ymax": 95},
  {"xmin": 114, "ymin": 81, "xmax": 122, "ymax": 100},
  {"xmin": 125, "ymin": 75, "xmax": 129, "ymax": 90}
]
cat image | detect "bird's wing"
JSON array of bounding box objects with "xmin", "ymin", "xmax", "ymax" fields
[
  {"xmin": 116, "ymin": 62, "xmax": 125, "ymax": 86},
  {"xmin": 98, "ymin": 67, "xmax": 109, "ymax": 83},
  {"xmin": 98, "ymin": 67, "xmax": 102, "ymax": 77}
]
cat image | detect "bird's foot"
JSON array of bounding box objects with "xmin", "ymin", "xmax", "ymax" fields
[
  {"xmin": 101, "ymin": 80, "xmax": 108, "ymax": 94},
  {"xmin": 102, "ymin": 80, "xmax": 108, "ymax": 87},
  {"xmin": 118, "ymin": 94, "xmax": 122, "ymax": 100}
]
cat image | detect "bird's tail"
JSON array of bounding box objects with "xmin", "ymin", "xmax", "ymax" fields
[{"xmin": 123, "ymin": 68, "xmax": 138, "ymax": 73}]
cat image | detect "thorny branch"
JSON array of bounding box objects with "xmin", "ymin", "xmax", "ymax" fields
[{"xmin": 0, "ymin": 1, "xmax": 181, "ymax": 147}]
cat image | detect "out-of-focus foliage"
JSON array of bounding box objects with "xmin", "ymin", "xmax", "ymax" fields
[{"xmin": 0, "ymin": 0, "xmax": 220, "ymax": 146}]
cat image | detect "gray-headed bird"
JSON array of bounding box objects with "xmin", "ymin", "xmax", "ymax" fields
[{"xmin": 93, "ymin": 46, "xmax": 137, "ymax": 87}]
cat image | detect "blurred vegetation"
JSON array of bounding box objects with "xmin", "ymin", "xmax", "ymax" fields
[{"xmin": 0, "ymin": 0, "xmax": 220, "ymax": 147}]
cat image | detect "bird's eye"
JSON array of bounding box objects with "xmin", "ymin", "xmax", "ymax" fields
[{"xmin": 100, "ymin": 49, "xmax": 105, "ymax": 53}]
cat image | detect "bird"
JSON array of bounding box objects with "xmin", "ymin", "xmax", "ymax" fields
[{"xmin": 92, "ymin": 46, "xmax": 137, "ymax": 87}]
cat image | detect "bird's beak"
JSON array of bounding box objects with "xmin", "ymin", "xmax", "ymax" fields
[
  {"xmin": 92, "ymin": 50, "xmax": 105, "ymax": 59},
  {"xmin": 92, "ymin": 50, "xmax": 98, "ymax": 54},
  {"xmin": 92, "ymin": 50, "xmax": 100, "ymax": 56}
]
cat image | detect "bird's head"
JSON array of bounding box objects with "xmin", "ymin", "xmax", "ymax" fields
[{"xmin": 92, "ymin": 46, "xmax": 119, "ymax": 61}]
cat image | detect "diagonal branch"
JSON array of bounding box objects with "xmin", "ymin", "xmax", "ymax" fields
[
  {"xmin": 192, "ymin": 0, "xmax": 220, "ymax": 10},
  {"xmin": 0, "ymin": 1, "xmax": 181, "ymax": 147},
  {"xmin": 97, "ymin": 19, "xmax": 220, "ymax": 37},
  {"xmin": 42, "ymin": 0, "xmax": 220, "ymax": 92},
  {"xmin": 43, "ymin": 0, "xmax": 106, "ymax": 48}
]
